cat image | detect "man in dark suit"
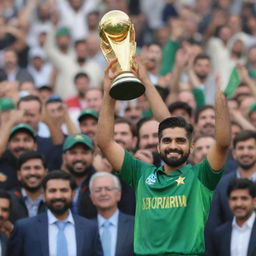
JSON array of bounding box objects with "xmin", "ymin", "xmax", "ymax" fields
[
  {"xmin": 90, "ymin": 172, "xmax": 134, "ymax": 256},
  {"xmin": 7, "ymin": 170, "xmax": 103, "ymax": 256},
  {"xmin": 0, "ymin": 190, "xmax": 12, "ymax": 256},
  {"xmin": 213, "ymin": 178, "xmax": 256, "ymax": 256}
]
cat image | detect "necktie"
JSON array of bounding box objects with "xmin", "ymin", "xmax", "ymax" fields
[
  {"xmin": 101, "ymin": 220, "xmax": 111, "ymax": 256},
  {"xmin": 56, "ymin": 221, "xmax": 68, "ymax": 256}
]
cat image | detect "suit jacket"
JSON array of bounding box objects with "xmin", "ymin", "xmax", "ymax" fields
[
  {"xmin": 0, "ymin": 233, "xmax": 8, "ymax": 256},
  {"xmin": 213, "ymin": 217, "xmax": 256, "ymax": 256},
  {"xmin": 78, "ymin": 169, "xmax": 136, "ymax": 219},
  {"xmin": 7, "ymin": 212, "xmax": 103, "ymax": 256},
  {"xmin": 9, "ymin": 189, "xmax": 46, "ymax": 223},
  {"xmin": 96, "ymin": 211, "xmax": 135, "ymax": 256}
]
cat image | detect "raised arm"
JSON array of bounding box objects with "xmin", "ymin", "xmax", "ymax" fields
[
  {"xmin": 96, "ymin": 61, "xmax": 125, "ymax": 171},
  {"xmin": 133, "ymin": 56, "xmax": 170, "ymax": 122},
  {"xmin": 207, "ymin": 77, "xmax": 231, "ymax": 171}
]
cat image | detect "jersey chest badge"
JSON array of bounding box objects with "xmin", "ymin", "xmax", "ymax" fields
[{"xmin": 145, "ymin": 173, "xmax": 157, "ymax": 185}]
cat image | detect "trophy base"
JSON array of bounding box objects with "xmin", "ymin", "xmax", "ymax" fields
[{"xmin": 110, "ymin": 72, "xmax": 145, "ymax": 100}]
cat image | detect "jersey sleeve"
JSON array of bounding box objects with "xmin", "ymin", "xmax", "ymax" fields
[
  {"xmin": 119, "ymin": 150, "xmax": 153, "ymax": 189},
  {"xmin": 194, "ymin": 159, "xmax": 224, "ymax": 191}
]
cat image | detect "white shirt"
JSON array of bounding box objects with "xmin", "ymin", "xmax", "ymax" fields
[
  {"xmin": 98, "ymin": 210, "xmax": 119, "ymax": 256},
  {"xmin": 48, "ymin": 210, "xmax": 77, "ymax": 256},
  {"xmin": 231, "ymin": 211, "xmax": 256, "ymax": 256}
]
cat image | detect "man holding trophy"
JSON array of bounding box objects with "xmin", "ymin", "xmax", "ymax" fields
[{"xmin": 97, "ymin": 10, "xmax": 231, "ymax": 255}]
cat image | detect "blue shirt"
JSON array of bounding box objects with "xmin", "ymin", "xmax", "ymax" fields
[
  {"xmin": 21, "ymin": 188, "xmax": 43, "ymax": 217},
  {"xmin": 98, "ymin": 210, "xmax": 119, "ymax": 256},
  {"xmin": 47, "ymin": 210, "xmax": 77, "ymax": 256}
]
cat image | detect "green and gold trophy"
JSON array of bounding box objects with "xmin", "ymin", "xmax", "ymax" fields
[{"xmin": 99, "ymin": 10, "xmax": 145, "ymax": 100}]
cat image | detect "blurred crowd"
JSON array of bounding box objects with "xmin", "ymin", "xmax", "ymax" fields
[{"xmin": 0, "ymin": 0, "xmax": 256, "ymax": 255}]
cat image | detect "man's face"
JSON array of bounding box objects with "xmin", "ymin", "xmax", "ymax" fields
[
  {"xmin": 4, "ymin": 50, "xmax": 17, "ymax": 70},
  {"xmin": 114, "ymin": 123, "xmax": 135, "ymax": 151},
  {"xmin": 63, "ymin": 144, "xmax": 94, "ymax": 177},
  {"xmin": 8, "ymin": 132, "xmax": 36, "ymax": 158},
  {"xmin": 229, "ymin": 189, "xmax": 256, "ymax": 221},
  {"xmin": 90, "ymin": 176, "xmax": 121, "ymax": 212},
  {"xmin": 138, "ymin": 120, "xmax": 159, "ymax": 152},
  {"xmin": 75, "ymin": 76, "xmax": 90, "ymax": 97},
  {"xmin": 192, "ymin": 137, "xmax": 215, "ymax": 164},
  {"xmin": 44, "ymin": 179, "xmax": 74, "ymax": 216},
  {"xmin": 196, "ymin": 108, "xmax": 215, "ymax": 136},
  {"xmin": 144, "ymin": 44, "xmax": 162, "ymax": 71},
  {"xmin": 56, "ymin": 35, "xmax": 70, "ymax": 51},
  {"xmin": 46, "ymin": 102, "xmax": 64, "ymax": 124},
  {"xmin": 158, "ymin": 127, "xmax": 191, "ymax": 167},
  {"xmin": 0, "ymin": 198, "xmax": 10, "ymax": 226},
  {"xmin": 194, "ymin": 59, "xmax": 211, "ymax": 80},
  {"xmin": 75, "ymin": 41, "xmax": 88, "ymax": 59},
  {"xmin": 124, "ymin": 105, "xmax": 142, "ymax": 125},
  {"xmin": 79, "ymin": 116, "xmax": 98, "ymax": 139},
  {"xmin": 171, "ymin": 108, "xmax": 191, "ymax": 124},
  {"xmin": 18, "ymin": 158, "xmax": 47, "ymax": 192},
  {"xmin": 233, "ymin": 138, "xmax": 256, "ymax": 170},
  {"xmin": 18, "ymin": 100, "xmax": 41, "ymax": 131},
  {"xmin": 249, "ymin": 111, "xmax": 256, "ymax": 128},
  {"xmin": 85, "ymin": 90, "xmax": 102, "ymax": 112}
]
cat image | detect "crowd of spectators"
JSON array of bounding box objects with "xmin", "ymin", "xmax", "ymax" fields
[{"xmin": 0, "ymin": 0, "xmax": 256, "ymax": 255}]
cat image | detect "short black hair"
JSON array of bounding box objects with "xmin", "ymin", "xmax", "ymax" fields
[
  {"xmin": 42, "ymin": 170, "xmax": 77, "ymax": 191},
  {"xmin": 0, "ymin": 190, "xmax": 12, "ymax": 212},
  {"xmin": 115, "ymin": 117, "xmax": 136, "ymax": 137},
  {"xmin": 194, "ymin": 105, "xmax": 215, "ymax": 124},
  {"xmin": 18, "ymin": 150, "xmax": 47, "ymax": 170},
  {"xmin": 168, "ymin": 101, "xmax": 193, "ymax": 118},
  {"xmin": 158, "ymin": 116, "xmax": 193, "ymax": 142},
  {"xmin": 193, "ymin": 53, "xmax": 211, "ymax": 65},
  {"xmin": 17, "ymin": 95, "xmax": 42, "ymax": 112},
  {"xmin": 74, "ymin": 72, "xmax": 90, "ymax": 83},
  {"xmin": 227, "ymin": 178, "xmax": 256, "ymax": 198},
  {"xmin": 233, "ymin": 130, "xmax": 256, "ymax": 148}
]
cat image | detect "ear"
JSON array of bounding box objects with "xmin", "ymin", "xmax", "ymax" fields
[
  {"xmin": 157, "ymin": 144, "xmax": 160, "ymax": 154},
  {"xmin": 232, "ymin": 148, "xmax": 237, "ymax": 160},
  {"xmin": 71, "ymin": 190, "xmax": 75, "ymax": 200},
  {"xmin": 190, "ymin": 142, "xmax": 194, "ymax": 154},
  {"xmin": 132, "ymin": 136, "xmax": 138, "ymax": 149},
  {"xmin": 253, "ymin": 197, "xmax": 256, "ymax": 209},
  {"xmin": 17, "ymin": 171, "xmax": 21, "ymax": 181}
]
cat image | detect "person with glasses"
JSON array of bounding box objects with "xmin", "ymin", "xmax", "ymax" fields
[{"xmin": 90, "ymin": 172, "xmax": 135, "ymax": 256}]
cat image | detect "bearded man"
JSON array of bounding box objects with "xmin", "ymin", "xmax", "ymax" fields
[
  {"xmin": 96, "ymin": 60, "xmax": 231, "ymax": 255},
  {"xmin": 62, "ymin": 134, "xmax": 97, "ymax": 218}
]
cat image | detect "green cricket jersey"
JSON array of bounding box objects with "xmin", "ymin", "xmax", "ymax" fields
[{"xmin": 119, "ymin": 151, "xmax": 223, "ymax": 255}]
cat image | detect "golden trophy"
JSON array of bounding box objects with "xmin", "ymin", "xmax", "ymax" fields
[{"xmin": 99, "ymin": 10, "xmax": 145, "ymax": 100}]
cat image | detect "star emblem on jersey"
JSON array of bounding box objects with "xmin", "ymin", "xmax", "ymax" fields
[{"xmin": 175, "ymin": 176, "xmax": 185, "ymax": 186}]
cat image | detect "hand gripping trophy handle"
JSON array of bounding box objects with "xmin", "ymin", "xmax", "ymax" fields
[{"xmin": 99, "ymin": 10, "xmax": 145, "ymax": 100}]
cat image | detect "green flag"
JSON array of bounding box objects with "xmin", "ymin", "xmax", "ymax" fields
[{"xmin": 224, "ymin": 67, "xmax": 241, "ymax": 99}]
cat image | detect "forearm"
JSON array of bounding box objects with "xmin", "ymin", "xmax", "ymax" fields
[
  {"xmin": 96, "ymin": 94, "xmax": 116, "ymax": 149},
  {"xmin": 232, "ymin": 112, "xmax": 256, "ymax": 130},
  {"xmin": 215, "ymin": 91, "xmax": 231, "ymax": 149},
  {"xmin": 0, "ymin": 120, "xmax": 16, "ymax": 157},
  {"xmin": 64, "ymin": 116, "xmax": 78, "ymax": 135},
  {"xmin": 144, "ymin": 79, "xmax": 170, "ymax": 122},
  {"xmin": 45, "ymin": 120, "xmax": 64, "ymax": 145}
]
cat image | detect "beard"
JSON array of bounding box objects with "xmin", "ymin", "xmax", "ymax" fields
[
  {"xmin": 20, "ymin": 174, "xmax": 43, "ymax": 192},
  {"xmin": 66, "ymin": 161, "xmax": 91, "ymax": 177},
  {"xmin": 196, "ymin": 73, "xmax": 208, "ymax": 81},
  {"xmin": 237, "ymin": 159, "xmax": 256, "ymax": 170},
  {"xmin": 45, "ymin": 198, "xmax": 71, "ymax": 216},
  {"xmin": 160, "ymin": 148, "xmax": 190, "ymax": 167}
]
